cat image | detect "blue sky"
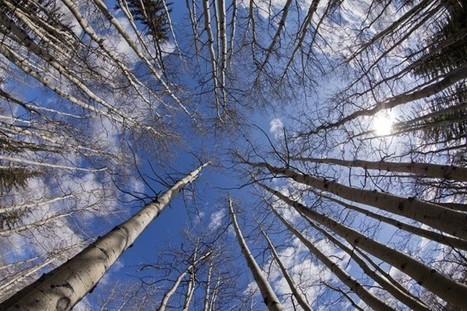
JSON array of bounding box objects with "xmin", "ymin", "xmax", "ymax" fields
[{"xmin": 1, "ymin": 0, "xmax": 463, "ymax": 310}]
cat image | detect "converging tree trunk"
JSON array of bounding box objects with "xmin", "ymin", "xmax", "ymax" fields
[
  {"xmin": 291, "ymin": 156, "xmax": 467, "ymax": 182},
  {"xmin": 0, "ymin": 162, "xmax": 209, "ymax": 311},
  {"xmin": 258, "ymin": 226, "xmax": 311, "ymax": 311},
  {"xmin": 248, "ymin": 160, "xmax": 467, "ymax": 239},
  {"xmin": 267, "ymin": 201, "xmax": 393, "ymax": 311},
  {"xmin": 158, "ymin": 248, "xmax": 212, "ymax": 311},
  {"xmin": 259, "ymin": 182, "xmax": 467, "ymax": 309},
  {"xmin": 228, "ymin": 198, "xmax": 283, "ymax": 311}
]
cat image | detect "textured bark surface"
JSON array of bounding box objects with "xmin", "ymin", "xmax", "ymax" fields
[
  {"xmin": 260, "ymin": 182, "xmax": 467, "ymax": 309},
  {"xmin": 316, "ymin": 191, "xmax": 467, "ymax": 250},
  {"xmin": 251, "ymin": 161, "xmax": 467, "ymax": 239},
  {"xmin": 229, "ymin": 199, "xmax": 283, "ymax": 311},
  {"xmin": 268, "ymin": 203, "xmax": 393, "ymax": 311},
  {"xmin": 291, "ymin": 157, "xmax": 467, "ymax": 182},
  {"xmin": 0, "ymin": 163, "xmax": 209, "ymax": 311}
]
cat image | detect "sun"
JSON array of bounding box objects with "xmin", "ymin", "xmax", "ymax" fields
[{"xmin": 372, "ymin": 111, "xmax": 395, "ymax": 136}]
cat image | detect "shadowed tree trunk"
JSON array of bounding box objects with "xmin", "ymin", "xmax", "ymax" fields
[
  {"xmin": 267, "ymin": 201, "xmax": 393, "ymax": 311},
  {"xmin": 290, "ymin": 156, "xmax": 467, "ymax": 182},
  {"xmin": 0, "ymin": 162, "xmax": 209, "ymax": 311},
  {"xmin": 228, "ymin": 198, "xmax": 283, "ymax": 311},
  {"xmin": 259, "ymin": 181, "xmax": 467, "ymax": 309},
  {"xmin": 294, "ymin": 208, "xmax": 431, "ymax": 311},
  {"xmin": 247, "ymin": 160, "xmax": 467, "ymax": 239}
]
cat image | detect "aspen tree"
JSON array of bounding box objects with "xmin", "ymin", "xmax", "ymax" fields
[
  {"xmin": 157, "ymin": 249, "xmax": 212, "ymax": 311},
  {"xmin": 258, "ymin": 225, "xmax": 311, "ymax": 311},
  {"xmin": 266, "ymin": 200, "xmax": 393, "ymax": 311},
  {"xmin": 295, "ymin": 207, "xmax": 431, "ymax": 310},
  {"xmin": 247, "ymin": 160, "xmax": 467, "ymax": 239},
  {"xmin": 228, "ymin": 198, "xmax": 283, "ymax": 311},
  {"xmin": 290, "ymin": 156, "xmax": 467, "ymax": 182},
  {"xmin": 0, "ymin": 162, "xmax": 209, "ymax": 311},
  {"xmin": 259, "ymin": 182, "xmax": 467, "ymax": 309}
]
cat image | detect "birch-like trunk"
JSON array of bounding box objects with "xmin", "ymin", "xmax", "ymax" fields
[
  {"xmin": 259, "ymin": 226, "xmax": 311, "ymax": 311},
  {"xmin": 203, "ymin": 260, "xmax": 213, "ymax": 311},
  {"xmin": 267, "ymin": 202, "xmax": 393, "ymax": 311},
  {"xmin": 291, "ymin": 156, "xmax": 467, "ymax": 182},
  {"xmin": 249, "ymin": 160, "xmax": 467, "ymax": 239},
  {"xmin": 0, "ymin": 162, "xmax": 209, "ymax": 311},
  {"xmin": 315, "ymin": 190, "xmax": 467, "ymax": 250},
  {"xmin": 158, "ymin": 250, "xmax": 211, "ymax": 311},
  {"xmin": 182, "ymin": 268, "xmax": 195, "ymax": 311},
  {"xmin": 296, "ymin": 209, "xmax": 431, "ymax": 310},
  {"xmin": 228, "ymin": 198, "xmax": 283, "ymax": 311},
  {"xmin": 259, "ymin": 182, "xmax": 467, "ymax": 309}
]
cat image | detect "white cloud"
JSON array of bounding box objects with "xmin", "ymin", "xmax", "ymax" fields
[
  {"xmin": 73, "ymin": 297, "xmax": 92, "ymax": 311},
  {"xmin": 208, "ymin": 209, "xmax": 226, "ymax": 231},
  {"xmin": 269, "ymin": 118, "xmax": 284, "ymax": 139},
  {"xmin": 239, "ymin": 0, "xmax": 288, "ymax": 19}
]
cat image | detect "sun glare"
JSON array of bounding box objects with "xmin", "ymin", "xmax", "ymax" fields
[{"xmin": 372, "ymin": 112, "xmax": 395, "ymax": 136}]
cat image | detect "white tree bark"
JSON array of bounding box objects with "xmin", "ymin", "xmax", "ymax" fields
[
  {"xmin": 259, "ymin": 226, "xmax": 311, "ymax": 311},
  {"xmin": 182, "ymin": 268, "xmax": 195, "ymax": 311},
  {"xmin": 267, "ymin": 202, "xmax": 393, "ymax": 311},
  {"xmin": 0, "ymin": 257, "xmax": 56, "ymax": 296},
  {"xmin": 291, "ymin": 156, "xmax": 467, "ymax": 182},
  {"xmin": 0, "ymin": 156, "xmax": 107, "ymax": 173},
  {"xmin": 248, "ymin": 160, "xmax": 467, "ymax": 239},
  {"xmin": 228, "ymin": 198, "xmax": 283, "ymax": 311},
  {"xmin": 0, "ymin": 162, "xmax": 209, "ymax": 311},
  {"xmin": 90, "ymin": 0, "xmax": 191, "ymax": 116},
  {"xmin": 203, "ymin": 260, "xmax": 213, "ymax": 311},
  {"xmin": 296, "ymin": 209, "xmax": 431, "ymax": 310},
  {"xmin": 157, "ymin": 250, "xmax": 212, "ymax": 311},
  {"xmin": 282, "ymin": 0, "xmax": 321, "ymax": 76},
  {"xmin": 315, "ymin": 190, "xmax": 467, "ymax": 250},
  {"xmin": 260, "ymin": 182, "xmax": 467, "ymax": 309}
]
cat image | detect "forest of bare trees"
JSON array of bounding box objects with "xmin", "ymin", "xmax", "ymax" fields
[{"xmin": 0, "ymin": 0, "xmax": 465, "ymax": 310}]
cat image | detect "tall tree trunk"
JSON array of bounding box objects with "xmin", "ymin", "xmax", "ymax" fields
[
  {"xmin": 248, "ymin": 160, "xmax": 467, "ymax": 239},
  {"xmin": 228, "ymin": 198, "xmax": 283, "ymax": 311},
  {"xmin": 158, "ymin": 249, "xmax": 212, "ymax": 311},
  {"xmin": 258, "ymin": 226, "xmax": 311, "ymax": 311},
  {"xmin": 203, "ymin": 260, "xmax": 213, "ymax": 311},
  {"xmin": 296, "ymin": 209, "xmax": 431, "ymax": 311},
  {"xmin": 0, "ymin": 162, "xmax": 209, "ymax": 311},
  {"xmin": 291, "ymin": 156, "xmax": 467, "ymax": 182},
  {"xmin": 259, "ymin": 182, "xmax": 467, "ymax": 309},
  {"xmin": 182, "ymin": 268, "xmax": 195, "ymax": 311},
  {"xmin": 267, "ymin": 202, "xmax": 393, "ymax": 311},
  {"xmin": 314, "ymin": 190, "xmax": 467, "ymax": 250}
]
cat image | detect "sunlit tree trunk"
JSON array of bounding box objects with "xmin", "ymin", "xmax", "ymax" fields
[
  {"xmin": 267, "ymin": 201, "xmax": 393, "ymax": 311},
  {"xmin": 203, "ymin": 260, "xmax": 213, "ymax": 311},
  {"xmin": 158, "ymin": 249, "xmax": 211, "ymax": 311},
  {"xmin": 182, "ymin": 267, "xmax": 195, "ymax": 311},
  {"xmin": 258, "ymin": 226, "xmax": 311, "ymax": 311},
  {"xmin": 0, "ymin": 162, "xmax": 209, "ymax": 311},
  {"xmin": 291, "ymin": 156, "xmax": 467, "ymax": 182},
  {"xmin": 259, "ymin": 182, "xmax": 467, "ymax": 309},
  {"xmin": 228, "ymin": 198, "xmax": 283, "ymax": 311},
  {"xmin": 247, "ymin": 160, "xmax": 467, "ymax": 239}
]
